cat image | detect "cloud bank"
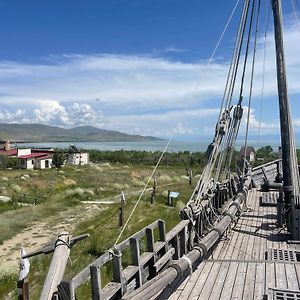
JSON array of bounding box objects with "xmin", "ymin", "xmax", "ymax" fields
[{"xmin": 0, "ymin": 20, "xmax": 300, "ymax": 139}]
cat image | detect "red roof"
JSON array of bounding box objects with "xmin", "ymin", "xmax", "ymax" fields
[
  {"xmin": 0, "ymin": 149, "xmax": 18, "ymax": 156},
  {"xmin": 19, "ymin": 153, "xmax": 49, "ymax": 159},
  {"xmin": 35, "ymin": 155, "xmax": 53, "ymax": 160}
]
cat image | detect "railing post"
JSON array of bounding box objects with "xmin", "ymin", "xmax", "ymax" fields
[
  {"xmin": 179, "ymin": 227, "xmax": 187, "ymax": 255},
  {"xmin": 130, "ymin": 238, "xmax": 143, "ymax": 288},
  {"xmin": 90, "ymin": 265, "xmax": 103, "ymax": 300},
  {"xmin": 146, "ymin": 228, "xmax": 156, "ymax": 278},
  {"xmin": 158, "ymin": 220, "xmax": 167, "ymax": 253},
  {"xmin": 112, "ymin": 249, "xmax": 126, "ymax": 295}
]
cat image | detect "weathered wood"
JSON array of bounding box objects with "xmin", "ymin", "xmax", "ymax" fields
[
  {"xmin": 112, "ymin": 248, "xmax": 125, "ymax": 295},
  {"xmin": 40, "ymin": 232, "xmax": 71, "ymax": 300},
  {"xmin": 153, "ymin": 248, "xmax": 175, "ymax": 273},
  {"xmin": 130, "ymin": 238, "xmax": 142, "ymax": 287},
  {"xmin": 90, "ymin": 265, "xmax": 102, "ymax": 300}
]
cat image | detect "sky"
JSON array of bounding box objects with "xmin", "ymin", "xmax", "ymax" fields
[{"xmin": 0, "ymin": 0, "xmax": 300, "ymax": 141}]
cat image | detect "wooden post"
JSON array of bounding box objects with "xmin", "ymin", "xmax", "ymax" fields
[
  {"xmin": 40, "ymin": 232, "xmax": 71, "ymax": 300},
  {"xmin": 167, "ymin": 190, "xmax": 172, "ymax": 206},
  {"xmin": 112, "ymin": 248, "xmax": 125, "ymax": 295},
  {"xmin": 150, "ymin": 177, "xmax": 157, "ymax": 205},
  {"xmin": 119, "ymin": 207, "xmax": 124, "ymax": 228},
  {"xmin": 119, "ymin": 194, "xmax": 125, "ymax": 228},
  {"xmin": 130, "ymin": 238, "xmax": 142, "ymax": 288},
  {"xmin": 17, "ymin": 280, "xmax": 29, "ymax": 300},
  {"xmin": 189, "ymin": 170, "xmax": 192, "ymax": 186},
  {"xmin": 90, "ymin": 265, "xmax": 103, "ymax": 300}
]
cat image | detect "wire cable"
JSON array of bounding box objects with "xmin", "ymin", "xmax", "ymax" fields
[
  {"xmin": 291, "ymin": 0, "xmax": 300, "ymax": 35},
  {"xmin": 113, "ymin": 135, "xmax": 173, "ymax": 246},
  {"xmin": 243, "ymin": 0, "xmax": 261, "ymax": 176}
]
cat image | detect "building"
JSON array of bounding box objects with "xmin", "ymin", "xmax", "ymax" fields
[
  {"xmin": 240, "ymin": 146, "xmax": 255, "ymax": 162},
  {"xmin": 66, "ymin": 152, "xmax": 89, "ymax": 165},
  {"xmin": 18, "ymin": 152, "xmax": 53, "ymax": 170},
  {"xmin": 65, "ymin": 144, "xmax": 89, "ymax": 166}
]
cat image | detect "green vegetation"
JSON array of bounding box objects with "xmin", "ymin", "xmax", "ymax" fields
[
  {"xmin": 253, "ymin": 145, "xmax": 279, "ymax": 167},
  {"xmin": 0, "ymin": 155, "xmax": 18, "ymax": 170},
  {"xmin": 52, "ymin": 151, "xmax": 65, "ymax": 169},
  {"xmin": 88, "ymin": 149, "xmax": 207, "ymax": 167},
  {"xmin": 0, "ymin": 157, "xmax": 200, "ymax": 299},
  {"xmin": 0, "ymin": 146, "xmax": 284, "ymax": 298}
]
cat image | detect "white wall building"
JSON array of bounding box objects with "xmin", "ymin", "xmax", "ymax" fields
[{"xmin": 66, "ymin": 152, "xmax": 89, "ymax": 166}]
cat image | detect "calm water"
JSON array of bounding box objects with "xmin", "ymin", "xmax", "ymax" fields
[{"xmin": 19, "ymin": 139, "xmax": 283, "ymax": 153}]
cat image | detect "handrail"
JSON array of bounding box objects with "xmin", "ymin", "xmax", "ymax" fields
[{"xmin": 57, "ymin": 177, "xmax": 241, "ymax": 299}]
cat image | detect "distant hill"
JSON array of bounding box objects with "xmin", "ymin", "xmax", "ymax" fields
[{"xmin": 0, "ymin": 124, "xmax": 161, "ymax": 142}]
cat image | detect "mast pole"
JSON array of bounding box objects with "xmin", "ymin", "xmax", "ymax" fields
[{"xmin": 271, "ymin": 0, "xmax": 299, "ymax": 238}]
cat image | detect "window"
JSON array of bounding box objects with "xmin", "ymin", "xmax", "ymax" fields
[{"xmin": 32, "ymin": 160, "xmax": 34, "ymax": 164}]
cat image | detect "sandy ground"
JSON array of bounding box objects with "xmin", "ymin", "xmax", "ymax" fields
[{"xmin": 0, "ymin": 203, "xmax": 103, "ymax": 277}]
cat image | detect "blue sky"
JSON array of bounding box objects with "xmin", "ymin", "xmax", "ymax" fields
[{"xmin": 0, "ymin": 0, "xmax": 300, "ymax": 141}]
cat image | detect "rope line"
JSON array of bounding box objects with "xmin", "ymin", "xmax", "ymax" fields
[
  {"xmin": 114, "ymin": 135, "xmax": 173, "ymax": 246},
  {"xmin": 208, "ymin": 0, "xmax": 241, "ymax": 64},
  {"xmin": 258, "ymin": 0, "xmax": 271, "ymax": 143},
  {"xmin": 291, "ymin": 0, "xmax": 300, "ymax": 35},
  {"xmin": 243, "ymin": 0, "xmax": 261, "ymax": 176}
]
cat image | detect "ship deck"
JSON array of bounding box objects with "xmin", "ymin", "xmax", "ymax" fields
[{"xmin": 169, "ymin": 188, "xmax": 300, "ymax": 299}]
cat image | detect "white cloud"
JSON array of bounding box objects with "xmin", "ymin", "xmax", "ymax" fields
[{"xmin": 0, "ymin": 19, "xmax": 300, "ymax": 138}]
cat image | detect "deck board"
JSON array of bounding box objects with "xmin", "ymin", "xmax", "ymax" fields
[{"xmin": 169, "ymin": 188, "xmax": 300, "ymax": 300}]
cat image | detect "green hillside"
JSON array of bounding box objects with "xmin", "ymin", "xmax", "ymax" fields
[{"xmin": 0, "ymin": 123, "xmax": 160, "ymax": 142}]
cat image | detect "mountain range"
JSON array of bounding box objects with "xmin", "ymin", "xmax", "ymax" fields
[{"xmin": 0, "ymin": 124, "xmax": 160, "ymax": 142}]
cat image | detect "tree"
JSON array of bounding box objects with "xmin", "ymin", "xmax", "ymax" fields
[{"xmin": 52, "ymin": 151, "xmax": 65, "ymax": 169}]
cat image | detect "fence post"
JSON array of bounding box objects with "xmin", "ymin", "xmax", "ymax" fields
[{"xmin": 150, "ymin": 177, "xmax": 157, "ymax": 205}]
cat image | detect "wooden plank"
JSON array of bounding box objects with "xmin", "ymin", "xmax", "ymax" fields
[
  {"xmin": 253, "ymin": 262, "xmax": 266, "ymax": 300},
  {"xmin": 243, "ymin": 262, "xmax": 256, "ymax": 299},
  {"xmin": 208, "ymin": 262, "xmax": 230, "ymax": 300},
  {"xmin": 219, "ymin": 262, "xmax": 239, "ymax": 299},
  {"xmin": 285, "ymin": 263, "xmax": 299, "ymax": 290},
  {"xmin": 185, "ymin": 261, "xmax": 214, "ymax": 299},
  {"xmin": 265, "ymin": 262, "xmax": 276, "ymax": 294},
  {"xmin": 230, "ymin": 262, "xmax": 247, "ymax": 299},
  {"xmin": 153, "ymin": 248, "xmax": 175, "ymax": 273},
  {"xmin": 194, "ymin": 262, "xmax": 221, "ymax": 299},
  {"xmin": 250, "ymin": 190, "xmax": 262, "ymax": 261},
  {"xmin": 168, "ymin": 262, "xmax": 206, "ymax": 300},
  {"xmin": 294, "ymin": 264, "xmax": 300, "ymax": 288},
  {"xmin": 275, "ymin": 262, "xmax": 287, "ymax": 289}
]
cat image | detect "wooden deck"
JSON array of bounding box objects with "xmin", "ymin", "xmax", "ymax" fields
[{"xmin": 169, "ymin": 189, "xmax": 300, "ymax": 299}]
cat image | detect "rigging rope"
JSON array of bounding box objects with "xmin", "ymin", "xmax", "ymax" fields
[
  {"xmin": 193, "ymin": 0, "xmax": 241, "ymax": 103},
  {"xmin": 242, "ymin": 0, "xmax": 261, "ymax": 176},
  {"xmin": 258, "ymin": 0, "xmax": 271, "ymax": 143},
  {"xmin": 113, "ymin": 136, "xmax": 173, "ymax": 246},
  {"xmin": 291, "ymin": 0, "xmax": 300, "ymax": 35},
  {"xmin": 208, "ymin": 0, "xmax": 241, "ymax": 64},
  {"xmin": 188, "ymin": 0, "xmax": 251, "ymax": 207},
  {"xmin": 216, "ymin": 0, "xmax": 256, "ymax": 181}
]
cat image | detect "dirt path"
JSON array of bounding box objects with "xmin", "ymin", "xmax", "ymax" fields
[
  {"xmin": 0, "ymin": 203, "xmax": 104, "ymax": 277},
  {"xmin": 0, "ymin": 184, "xmax": 173, "ymax": 277}
]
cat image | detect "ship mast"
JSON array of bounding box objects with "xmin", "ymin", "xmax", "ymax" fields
[{"xmin": 271, "ymin": 0, "xmax": 300, "ymax": 239}]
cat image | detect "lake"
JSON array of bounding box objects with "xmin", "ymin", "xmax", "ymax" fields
[{"xmin": 19, "ymin": 139, "xmax": 283, "ymax": 153}]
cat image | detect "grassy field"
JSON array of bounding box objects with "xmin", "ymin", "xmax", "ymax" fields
[{"xmin": 0, "ymin": 162, "xmax": 199, "ymax": 299}]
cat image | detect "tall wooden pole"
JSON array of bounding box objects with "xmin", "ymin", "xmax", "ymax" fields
[
  {"xmin": 271, "ymin": 0, "xmax": 299, "ymax": 237},
  {"xmin": 40, "ymin": 232, "xmax": 70, "ymax": 300}
]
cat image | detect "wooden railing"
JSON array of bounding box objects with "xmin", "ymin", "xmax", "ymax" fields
[
  {"xmin": 57, "ymin": 178, "xmax": 239, "ymax": 299},
  {"xmin": 252, "ymin": 159, "xmax": 282, "ymax": 187}
]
